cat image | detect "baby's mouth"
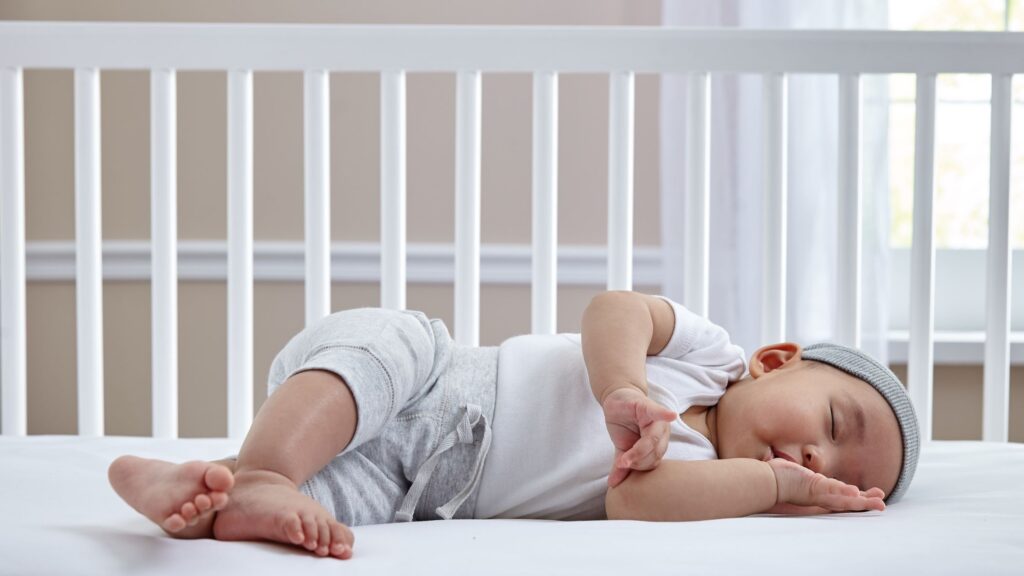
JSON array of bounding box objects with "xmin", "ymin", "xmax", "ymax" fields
[{"xmin": 770, "ymin": 447, "xmax": 798, "ymax": 463}]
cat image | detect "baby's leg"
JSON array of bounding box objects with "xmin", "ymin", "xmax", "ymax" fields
[
  {"xmin": 107, "ymin": 369, "xmax": 357, "ymax": 559},
  {"xmin": 211, "ymin": 368, "xmax": 359, "ymax": 559},
  {"xmin": 111, "ymin": 307, "xmax": 446, "ymax": 560}
]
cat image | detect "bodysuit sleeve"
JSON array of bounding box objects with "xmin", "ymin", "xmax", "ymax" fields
[{"xmin": 651, "ymin": 295, "xmax": 747, "ymax": 381}]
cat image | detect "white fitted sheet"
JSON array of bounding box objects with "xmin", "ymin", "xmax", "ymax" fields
[{"xmin": 1, "ymin": 436, "xmax": 1022, "ymax": 576}]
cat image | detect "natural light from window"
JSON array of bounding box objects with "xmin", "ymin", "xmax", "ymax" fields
[{"xmin": 888, "ymin": 0, "xmax": 1024, "ymax": 249}]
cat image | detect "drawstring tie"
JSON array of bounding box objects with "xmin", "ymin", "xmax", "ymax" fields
[{"xmin": 394, "ymin": 403, "xmax": 492, "ymax": 522}]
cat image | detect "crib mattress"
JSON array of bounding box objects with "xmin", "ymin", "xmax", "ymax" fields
[{"xmin": 1, "ymin": 436, "xmax": 1022, "ymax": 575}]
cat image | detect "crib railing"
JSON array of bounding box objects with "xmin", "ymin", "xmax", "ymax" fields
[{"xmin": 0, "ymin": 23, "xmax": 1020, "ymax": 441}]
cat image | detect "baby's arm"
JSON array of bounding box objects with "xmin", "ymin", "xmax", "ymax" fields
[
  {"xmin": 605, "ymin": 458, "xmax": 885, "ymax": 521},
  {"xmin": 605, "ymin": 459, "xmax": 777, "ymax": 521},
  {"xmin": 581, "ymin": 290, "xmax": 675, "ymax": 404},
  {"xmin": 582, "ymin": 291, "xmax": 679, "ymax": 485}
]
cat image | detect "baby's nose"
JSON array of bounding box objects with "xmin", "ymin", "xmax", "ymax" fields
[{"xmin": 803, "ymin": 446, "xmax": 825, "ymax": 473}]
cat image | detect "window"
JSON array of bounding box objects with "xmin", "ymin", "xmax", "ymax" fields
[{"xmin": 888, "ymin": 0, "xmax": 1024, "ymax": 249}]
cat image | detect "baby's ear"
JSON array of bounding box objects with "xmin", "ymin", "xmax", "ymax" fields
[{"xmin": 748, "ymin": 342, "xmax": 802, "ymax": 378}]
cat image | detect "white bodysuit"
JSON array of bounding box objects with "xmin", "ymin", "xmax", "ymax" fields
[{"xmin": 473, "ymin": 296, "xmax": 747, "ymax": 520}]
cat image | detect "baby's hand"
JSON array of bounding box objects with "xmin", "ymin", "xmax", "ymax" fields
[
  {"xmin": 766, "ymin": 458, "xmax": 886, "ymax": 514},
  {"xmin": 601, "ymin": 387, "xmax": 678, "ymax": 488}
]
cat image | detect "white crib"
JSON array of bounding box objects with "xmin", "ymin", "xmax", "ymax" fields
[{"xmin": 1, "ymin": 22, "xmax": 1022, "ymax": 576}]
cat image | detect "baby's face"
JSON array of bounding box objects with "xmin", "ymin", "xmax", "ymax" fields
[{"xmin": 715, "ymin": 357, "xmax": 902, "ymax": 496}]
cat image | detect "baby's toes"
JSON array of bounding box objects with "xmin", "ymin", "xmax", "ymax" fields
[
  {"xmin": 301, "ymin": 514, "xmax": 319, "ymax": 550},
  {"xmin": 315, "ymin": 518, "xmax": 331, "ymax": 556},
  {"xmin": 283, "ymin": 514, "xmax": 305, "ymax": 546},
  {"xmin": 329, "ymin": 522, "xmax": 351, "ymax": 558},
  {"xmin": 194, "ymin": 493, "xmax": 212, "ymax": 513},
  {"xmin": 209, "ymin": 491, "xmax": 229, "ymax": 510},
  {"xmin": 163, "ymin": 513, "xmax": 187, "ymax": 532},
  {"xmin": 204, "ymin": 464, "xmax": 234, "ymax": 493},
  {"xmin": 180, "ymin": 501, "xmax": 199, "ymax": 522}
]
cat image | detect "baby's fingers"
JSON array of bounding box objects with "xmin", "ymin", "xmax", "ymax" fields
[
  {"xmin": 827, "ymin": 479, "xmax": 887, "ymax": 505},
  {"xmin": 820, "ymin": 493, "xmax": 886, "ymax": 512},
  {"xmin": 641, "ymin": 399, "xmax": 678, "ymax": 423},
  {"xmin": 620, "ymin": 431, "xmax": 668, "ymax": 471},
  {"xmin": 815, "ymin": 480, "xmax": 885, "ymax": 512},
  {"xmin": 608, "ymin": 461, "xmax": 631, "ymax": 488},
  {"xmin": 862, "ymin": 487, "xmax": 885, "ymax": 499},
  {"xmin": 826, "ymin": 478, "xmax": 861, "ymax": 498},
  {"xmin": 619, "ymin": 436, "xmax": 654, "ymax": 468}
]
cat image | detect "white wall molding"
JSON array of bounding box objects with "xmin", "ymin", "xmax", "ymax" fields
[
  {"xmin": 24, "ymin": 239, "xmax": 664, "ymax": 286},
  {"xmin": 19, "ymin": 240, "xmax": 1023, "ymax": 365}
]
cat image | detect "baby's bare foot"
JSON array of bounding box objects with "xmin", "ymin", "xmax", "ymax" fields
[
  {"xmin": 212, "ymin": 469, "xmax": 354, "ymax": 560},
  {"xmin": 108, "ymin": 455, "xmax": 234, "ymax": 536}
]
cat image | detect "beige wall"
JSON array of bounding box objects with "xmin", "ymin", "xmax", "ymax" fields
[{"xmin": 4, "ymin": 1, "xmax": 1022, "ymax": 442}]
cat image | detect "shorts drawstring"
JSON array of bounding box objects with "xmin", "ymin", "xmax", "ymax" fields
[{"xmin": 393, "ymin": 402, "xmax": 492, "ymax": 522}]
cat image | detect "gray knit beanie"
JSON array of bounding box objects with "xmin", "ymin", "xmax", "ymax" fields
[{"xmin": 801, "ymin": 342, "xmax": 920, "ymax": 503}]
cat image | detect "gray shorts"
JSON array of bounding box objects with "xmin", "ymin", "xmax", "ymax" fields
[{"xmin": 262, "ymin": 307, "xmax": 498, "ymax": 526}]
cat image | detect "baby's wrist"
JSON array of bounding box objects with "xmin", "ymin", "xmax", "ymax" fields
[
  {"xmin": 598, "ymin": 384, "xmax": 646, "ymax": 408},
  {"xmin": 765, "ymin": 459, "xmax": 784, "ymax": 505}
]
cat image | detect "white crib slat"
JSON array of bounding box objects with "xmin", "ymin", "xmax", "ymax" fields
[
  {"xmin": 151, "ymin": 69, "xmax": 178, "ymax": 439},
  {"xmin": 909, "ymin": 74, "xmax": 937, "ymax": 443},
  {"xmin": 983, "ymin": 73, "xmax": 1013, "ymax": 442},
  {"xmin": 304, "ymin": 70, "xmax": 331, "ymax": 326},
  {"xmin": 0, "ymin": 67, "xmax": 26, "ymax": 436},
  {"xmin": 683, "ymin": 73, "xmax": 710, "ymax": 317},
  {"xmin": 532, "ymin": 71, "xmax": 558, "ymax": 335},
  {"xmin": 837, "ymin": 74, "xmax": 862, "ymax": 349},
  {"xmin": 227, "ymin": 69, "xmax": 254, "ymax": 440},
  {"xmin": 455, "ymin": 70, "xmax": 481, "ymax": 345},
  {"xmin": 74, "ymin": 68, "xmax": 104, "ymax": 436},
  {"xmin": 381, "ymin": 71, "xmax": 406, "ymax": 310},
  {"xmin": 607, "ymin": 71, "xmax": 634, "ymax": 291},
  {"xmin": 761, "ymin": 73, "xmax": 787, "ymax": 344}
]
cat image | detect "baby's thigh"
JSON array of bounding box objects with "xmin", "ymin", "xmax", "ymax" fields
[{"xmin": 266, "ymin": 307, "xmax": 431, "ymax": 395}]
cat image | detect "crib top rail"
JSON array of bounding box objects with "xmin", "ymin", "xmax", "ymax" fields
[{"xmin": 2, "ymin": 21, "xmax": 1024, "ymax": 74}]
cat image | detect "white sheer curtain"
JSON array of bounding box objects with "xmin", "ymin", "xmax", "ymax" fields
[{"xmin": 660, "ymin": 0, "xmax": 891, "ymax": 364}]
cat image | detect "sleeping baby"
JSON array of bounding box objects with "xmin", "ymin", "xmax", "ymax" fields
[{"xmin": 108, "ymin": 290, "xmax": 920, "ymax": 560}]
